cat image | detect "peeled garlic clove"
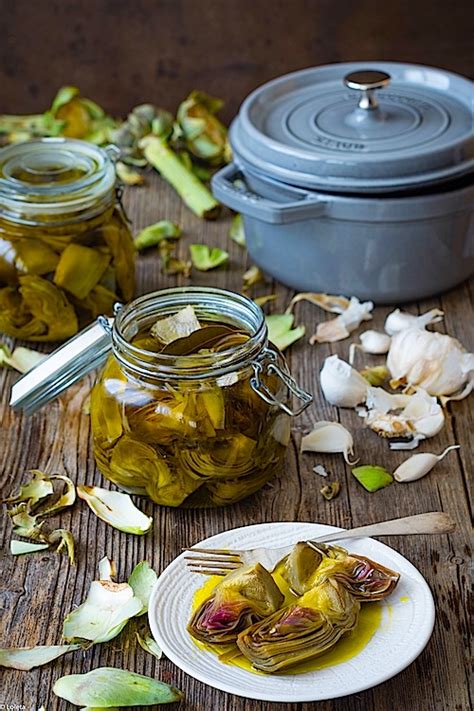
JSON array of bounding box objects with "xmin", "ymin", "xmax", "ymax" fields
[
  {"xmin": 394, "ymin": 445, "xmax": 460, "ymax": 482},
  {"xmin": 320, "ymin": 354, "xmax": 368, "ymax": 407},
  {"xmin": 301, "ymin": 421, "xmax": 357, "ymax": 464},
  {"xmin": 359, "ymin": 330, "xmax": 391, "ymax": 354},
  {"xmin": 387, "ymin": 327, "xmax": 472, "ymax": 396},
  {"xmin": 384, "ymin": 308, "xmax": 444, "ymax": 336}
]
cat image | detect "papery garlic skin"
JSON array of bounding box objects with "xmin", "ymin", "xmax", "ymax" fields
[
  {"xmin": 394, "ymin": 445, "xmax": 460, "ymax": 482},
  {"xmin": 401, "ymin": 389, "xmax": 445, "ymax": 438},
  {"xmin": 365, "ymin": 387, "xmax": 411, "ymax": 414},
  {"xmin": 320, "ymin": 355, "xmax": 368, "ymax": 407},
  {"xmin": 384, "ymin": 308, "xmax": 444, "ymax": 336},
  {"xmin": 310, "ymin": 296, "xmax": 373, "ymax": 344},
  {"xmin": 387, "ymin": 327, "xmax": 473, "ymax": 396},
  {"xmin": 359, "ymin": 330, "xmax": 391, "ymax": 354}
]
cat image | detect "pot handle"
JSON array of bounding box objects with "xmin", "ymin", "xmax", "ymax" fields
[{"xmin": 211, "ymin": 163, "xmax": 326, "ymax": 224}]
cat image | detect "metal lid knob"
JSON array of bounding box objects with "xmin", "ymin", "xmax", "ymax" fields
[{"xmin": 344, "ymin": 70, "xmax": 391, "ymax": 110}]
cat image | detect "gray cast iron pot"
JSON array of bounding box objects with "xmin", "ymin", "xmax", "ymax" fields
[{"xmin": 212, "ymin": 162, "xmax": 473, "ymax": 303}]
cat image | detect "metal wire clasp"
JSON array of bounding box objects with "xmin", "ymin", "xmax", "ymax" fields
[{"xmin": 249, "ymin": 349, "xmax": 313, "ymax": 416}]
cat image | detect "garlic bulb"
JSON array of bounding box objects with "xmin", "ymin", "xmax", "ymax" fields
[
  {"xmin": 384, "ymin": 308, "xmax": 444, "ymax": 336},
  {"xmin": 387, "ymin": 327, "xmax": 474, "ymax": 396},
  {"xmin": 320, "ymin": 355, "xmax": 368, "ymax": 407},
  {"xmin": 301, "ymin": 421, "xmax": 357, "ymax": 464},
  {"xmin": 393, "ymin": 445, "xmax": 460, "ymax": 482}
]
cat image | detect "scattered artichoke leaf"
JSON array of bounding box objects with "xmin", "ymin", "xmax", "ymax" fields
[
  {"xmin": 158, "ymin": 241, "xmax": 192, "ymax": 277},
  {"xmin": 116, "ymin": 161, "xmax": 145, "ymax": 186},
  {"xmin": 266, "ymin": 313, "xmax": 305, "ymax": 351},
  {"xmin": 10, "ymin": 539, "xmax": 50, "ymax": 556},
  {"xmin": 3, "ymin": 469, "xmax": 54, "ymax": 507},
  {"xmin": 37, "ymin": 474, "xmax": 76, "ymax": 517},
  {"xmin": 53, "ymin": 667, "xmax": 184, "ymax": 707},
  {"xmin": 150, "ymin": 305, "xmax": 200, "ymax": 344},
  {"xmin": 242, "ymin": 265, "xmax": 265, "ymax": 291},
  {"xmin": 253, "ymin": 294, "xmax": 277, "ymax": 308},
  {"xmin": 301, "ymin": 421, "xmax": 357, "ymax": 465},
  {"xmin": 360, "ymin": 365, "xmax": 390, "ymax": 387},
  {"xmin": 134, "ymin": 221, "xmax": 181, "ymax": 250},
  {"xmin": 229, "ymin": 214, "xmax": 246, "ymax": 247},
  {"xmin": 352, "ymin": 465, "xmax": 393, "ymax": 492},
  {"xmin": 393, "ymin": 445, "xmax": 460, "ymax": 482},
  {"xmin": 128, "ymin": 562, "xmax": 158, "ymax": 615},
  {"xmin": 177, "ymin": 89, "xmax": 227, "ymax": 165},
  {"xmin": 309, "ymin": 297, "xmax": 374, "ymax": 344},
  {"xmin": 286, "ymin": 292, "xmax": 350, "ymax": 314},
  {"xmin": 136, "ymin": 632, "xmax": 163, "ymax": 660},
  {"xmin": 63, "ymin": 561, "xmax": 144, "ymax": 644},
  {"xmin": 49, "ymin": 529, "xmax": 75, "ymax": 564},
  {"xmin": 10, "ymin": 504, "xmax": 47, "ymax": 541},
  {"xmin": 77, "ymin": 485, "xmax": 153, "ymax": 535},
  {"xmin": 0, "ymin": 644, "xmax": 81, "ymax": 671},
  {"xmin": 320, "ymin": 354, "xmax": 368, "ymax": 407},
  {"xmin": 0, "ymin": 343, "xmax": 46, "ymax": 373},
  {"xmin": 189, "ymin": 244, "xmax": 229, "ymax": 271},
  {"xmin": 320, "ymin": 482, "xmax": 341, "ymax": 500}
]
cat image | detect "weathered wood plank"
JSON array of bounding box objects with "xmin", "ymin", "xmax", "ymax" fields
[{"xmin": 0, "ymin": 173, "xmax": 471, "ymax": 710}]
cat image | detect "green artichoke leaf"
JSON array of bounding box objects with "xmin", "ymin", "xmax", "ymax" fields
[
  {"xmin": 53, "ymin": 667, "xmax": 183, "ymax": 706},
  {"xmin": 128, "ymin": 562, "xmax": 158, "ymax": 615},
  {"xmin": 188, "ymin": 563, "xmax": 284, "ymax": 644},
  {"xmin": 0, "ymin": 643, "xmax": 81, "ymax": 671},
  {"xmin": 265, "ymin": 313, "xmax": 305, "ymax": 352},
  {"xmin": 77, "ymin": 485, "xmax": 153, "ymax": 535},
  {"xmin": 189, "ymin": 244, "xmax": 228, "ymax": 271}
]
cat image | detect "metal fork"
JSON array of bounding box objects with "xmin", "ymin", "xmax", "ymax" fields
[{"xmin": 183, "ymin": 512, "xmax": 455, "ymax": 575}]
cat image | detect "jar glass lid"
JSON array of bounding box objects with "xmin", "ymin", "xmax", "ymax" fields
[
  {"xmin": 231, "ymin": 61, "xmax": 474, "ymax": 193},
  {"xmin": 0, "ymin": 138, "xmax": 117, "ymax": 222}
]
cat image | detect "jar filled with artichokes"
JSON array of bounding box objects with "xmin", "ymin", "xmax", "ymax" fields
[
  {"xmin": 89, "ymin": 287, "xmax": 312, "ymax": 507},
  {"xmin": 0, "ymin": 138, "xmax": 135, "ymax": 341}
]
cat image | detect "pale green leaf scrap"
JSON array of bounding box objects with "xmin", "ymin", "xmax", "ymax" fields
[
  {"xmin": 189, "ymin": 244, "xmax": 228, "ymax": 271},
  {"xmin": 0, "ymin": 644, "xmax": 81, "ymax": 671},
  {"xmin": 77, "ymin": 485, "xmax": 152, "ymax": 535},
  {"xmin": 265, "ymin": 313, "xmax": 305, "ymax": 352}
]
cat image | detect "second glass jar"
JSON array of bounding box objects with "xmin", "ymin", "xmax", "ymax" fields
[{"xmin": 90, "ymin": 287, "xmax": 312, "ymax": 507}]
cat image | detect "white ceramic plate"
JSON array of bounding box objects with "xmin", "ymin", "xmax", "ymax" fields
[{"xmin": 148, "ymin": 522, "xmax": 435, "ymax": 703}]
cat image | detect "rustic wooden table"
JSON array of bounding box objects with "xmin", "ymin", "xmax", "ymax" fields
[{"xmin": 0, "ymin": 173, "xmax": 472, "ymax": 711}]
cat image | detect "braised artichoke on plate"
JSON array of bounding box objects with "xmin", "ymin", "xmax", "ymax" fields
[
  {"xmin": 187, "ymin": 563, "xmax": 284, "ymax": 644},
  {"xmin": 236, "ymin": 578, "xmax": 360, "ymax": 673}
]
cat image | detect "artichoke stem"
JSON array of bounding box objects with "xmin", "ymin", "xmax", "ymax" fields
[{"xmin": 140, "ymin": 135, "xmax": 220, "ymax": 220}]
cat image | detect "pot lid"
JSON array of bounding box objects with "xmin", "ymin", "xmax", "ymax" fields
[{"xmin": 230, "ymin": 61, "xmax": 474, "ymax": 193}]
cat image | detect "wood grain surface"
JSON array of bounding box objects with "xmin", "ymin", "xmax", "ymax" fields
[
  {"xmin": 0, "ymin": 172, "xmax": 472, "ymax": 710},
  {"xmin": 2, "ymin": 0, "xmax": 473, "ymax": 120}
]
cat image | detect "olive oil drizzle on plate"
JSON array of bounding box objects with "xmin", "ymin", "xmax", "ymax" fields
[{"xmin": 191, "ymin": 568, "xmax": 384, "ymax": 675}]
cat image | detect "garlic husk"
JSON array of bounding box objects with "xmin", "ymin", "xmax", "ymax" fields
[
  {"xmin": 359, "ymin": 330, "xmax": 391, "ymax": 354},
  {"xmin": 384, "ymin": 308, "xmax": 444, "ymax": 336},
  {"xmin": 364, "ymin": 388, "xmax": 444, "ymax": 441},
  {"xmin": 365, "ymin": 386, "xmax": 412, "ymax": 414},
  {"xmin": 286, "ymin": 292, "xmax": 350, "ymax": 314},
  {"xmin": 313, "ymin": 464, "xmax": 329, "ymax": 477},
  {"xmin": 387, "ymin": 327, "xmax": 473, "ymax": 396},
  {"xmin": 393, "ymin": 445, "xmax": 460, "ymax": 482},
  {"xmin": 401, "ymin": 389, "xmax": 445, "ymax": 438},
  {"xmin": 389, "ymin": 435, "xmax": 426, "ymax": 451},
  {"xmin": 301, "ymin": 421, "xmax": 357, "ymax": 464},
  {"xmin": 320, "ymin": 355, "xmax": 368, "ymax": 407},
  {"xmin": 309, "ymin": 296, "xmax": 374, "ymax": 344}
]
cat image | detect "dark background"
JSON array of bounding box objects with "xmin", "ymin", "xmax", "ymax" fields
[{"xmin": 2, "ymin": 0, "xmax": 473, "ymax": 121}]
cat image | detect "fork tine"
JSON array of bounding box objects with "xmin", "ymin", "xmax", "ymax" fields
[
  {"xmin": 183, "ymin": 554, "xmax": 241, "ymax": 564},
  {"xmin": 185, "ymin": 559, "xmax": 241, "ymax": 569},
  {"xmin": 186, "ymin": 568, "xmax": 228, "ymax": 576},
  {"xmin": 182, "ymin": 546, "xmax": 242, "ymax": 556}
]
